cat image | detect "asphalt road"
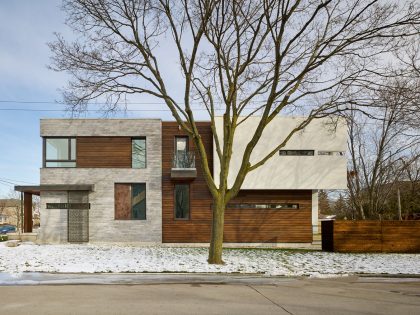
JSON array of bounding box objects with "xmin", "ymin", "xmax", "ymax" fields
[{"xmin": 0, "ymin": 275, "xmax": 419, "ymax": 315}]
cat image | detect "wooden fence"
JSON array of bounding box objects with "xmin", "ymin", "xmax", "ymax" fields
[{"xmin": 321, "ymin": 220, "xmax": 420, "ymax": 253}]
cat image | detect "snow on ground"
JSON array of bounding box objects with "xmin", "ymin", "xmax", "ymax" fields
[{"xmin": 0, "ymin": 242, "xmax": 419, "ymax": 277}]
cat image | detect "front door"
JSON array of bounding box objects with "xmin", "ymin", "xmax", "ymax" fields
[{"xmin": 68, "ymin": 191, "xmax": 89, "ymax": 243}]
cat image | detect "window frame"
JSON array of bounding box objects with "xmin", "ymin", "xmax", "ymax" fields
[
  {"xmin": 131, "ymin": 137, "xmax": 147, "ymax": 169},
  {"xmin": 43, "ymin": 137, "xmax": 77, "ymax": 168},
  {"xmin": 279, "ymin": 150, "xmax": 314, "ymax": 156},
  {"xmin": 174, "ymin": 183, "xmax": 190, "ymax": 220},
  {"xmin": 114, "ymin": 183, "xmax": 147, "ymax": 221}
]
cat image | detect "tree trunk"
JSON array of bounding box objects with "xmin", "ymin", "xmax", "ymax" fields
[{"xmin": 208, "ymin": 196, "xmax": 225, "ymax": 264}]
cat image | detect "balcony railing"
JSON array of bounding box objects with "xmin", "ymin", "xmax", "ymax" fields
[
  {"xmin": 172, "ymin": 152, "xmax": 195, "ymax": 169},
  {"xmin": 171, "ymin": 152, "xmax": 196, "ymax": 179}
]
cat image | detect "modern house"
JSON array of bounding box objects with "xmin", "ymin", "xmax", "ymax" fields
[{"xmin": 15, "ymin": 117, "xmax": 347, "ymax": 245}]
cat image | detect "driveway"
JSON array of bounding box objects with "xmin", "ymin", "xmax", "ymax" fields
[{"xmin": 1, "ymin": 275, "xmax": 419, "ymax": 314}]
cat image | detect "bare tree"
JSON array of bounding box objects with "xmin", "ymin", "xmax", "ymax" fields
[
  {"xmin": 49, "ymin": 0, "xmax": 420, "ymax": 263},
  {"xmin": 347, "ymin": 76, "xmax": 420, "ymax": 219}
]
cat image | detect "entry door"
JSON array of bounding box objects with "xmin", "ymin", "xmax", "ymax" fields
[{"xmin": 68, "ymin": 191, "xmax": 89, "ymax": 243}]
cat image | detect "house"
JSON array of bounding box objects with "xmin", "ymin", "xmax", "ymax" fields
[
  {"xmin": 15, "ymin": 117, "xmax": 347, "ymax": 245},
  {"xmin": 0, "ymin": 199, "xmax": 20, "ymax": 226}
]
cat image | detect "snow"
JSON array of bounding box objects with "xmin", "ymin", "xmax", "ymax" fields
[{"xmin": 0, "ymin": 243, "xmax": 419, "ymax": 277}]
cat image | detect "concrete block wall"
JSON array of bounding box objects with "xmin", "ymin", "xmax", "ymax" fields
[{"xmin": 39, "ymin": 119, "xmax": 162, "ymax": 244}]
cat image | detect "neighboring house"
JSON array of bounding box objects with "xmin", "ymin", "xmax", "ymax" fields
[
  {"xmin": 15, "ymin": 117, "xmax": 347, "ymax": 244},
  {"xmin": 0, "ymin": 199, "xmax": 20, "ymax": 226}
]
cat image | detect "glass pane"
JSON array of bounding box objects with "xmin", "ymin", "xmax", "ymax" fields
[
  {"xmin": 176, "ymin": 137, "xmax": 188, "ymax": 154},
  {"xmin": 175, "ymin": 184, "xmax": 189, "ymax": 219},
  {"xmin": 132, "ymin": 139, "xmax": 146, "ymax": 168},
  {"xmin": 46, "ymin": 138, "xmax": 69, "ymax": 160},
  {"xmin": 45, "ymin": 161, "xmax": 76, "ymax": 167},
  {"xmin": 70, "ymin": 138, "xmax": 76, "ymax": 160},
  {"xmin": 132, "ymin": 183, "xmax": 146, "ymax": 220}
]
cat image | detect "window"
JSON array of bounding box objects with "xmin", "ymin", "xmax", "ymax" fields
[
  {"xmin": 132, "ymin": 138, "xmax": 146, "ymax": 168},
  {"xmin": 44, "ymin": 138, "xmax": 76, "ymax": 167},
  {"xmin": 318, "ymin": 151, "xmax": 345, "ymax": 156},
  {"xmin": 174, "ymin": 136, "xmax": 194, "ymax": 168},
  {"xmin": 115, "ymin": 183, "xmax": 146, "ymax": 220},
  {"xmin": 226, "ymin": 203, "xmax": 299, "ymax": 209},
  {"xmin": 279, "ymin": 150, "xmax": 314, "ymax": 156},
  {"xmin": 174, "ymin": 184, "xmax": 190, "ymax": 219}
]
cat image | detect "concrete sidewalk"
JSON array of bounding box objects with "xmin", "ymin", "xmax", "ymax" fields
[{"xmin": 0, "ymin": 275, "xmax": 419, "ymax": 314}]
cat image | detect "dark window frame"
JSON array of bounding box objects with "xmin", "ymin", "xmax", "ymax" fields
[
  {"xmin": 279, "ymin": 150, "xmax": 314, "ymax": 156},
  {"xmin": 131, "ymin": 137, "xmax": 147, "ymax": 169},
  {"xmin": 114, "ymin": 182, "xmax": 147, "ymax": 221},
  {"xmin": 174, "ymin": 183, "xmax": 191, "ymax": 220},
  {"xmin": 43, "ymin": 137, "xmax": 77, "ymax": 168},
  {"xmin": 174, "ymin": 136, "xmax": 189, "ymax": 153}
]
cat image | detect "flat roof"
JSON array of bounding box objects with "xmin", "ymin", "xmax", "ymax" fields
[{"xmin": 14, "ymin": 185, "xmax": 94, "ymax": 195}]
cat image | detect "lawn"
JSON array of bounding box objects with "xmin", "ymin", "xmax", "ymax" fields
[{"xmin": 0, "ymin": 243, "xmax": 419, "ymax": 277}]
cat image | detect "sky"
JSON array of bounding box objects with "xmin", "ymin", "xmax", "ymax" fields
[{"xmin": 0, "ymin": 0, "xmax": 191, "ymax": 197}]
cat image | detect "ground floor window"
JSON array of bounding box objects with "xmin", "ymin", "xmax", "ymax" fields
[
  {"xmin": 174, "ymin": 184, "xmax": 190, "ymax": 219},
  {"xmin": 115, "ymin": 183, "xmax": 146, "ymax": 220}
]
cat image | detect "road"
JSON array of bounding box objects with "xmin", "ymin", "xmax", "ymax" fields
[{"xmin": 0, "ymin": 275, "xmax": 419, "ymax": 314}]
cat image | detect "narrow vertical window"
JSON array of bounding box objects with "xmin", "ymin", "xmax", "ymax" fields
[
  {"xmin": 132, "ymin": 138, "xmax": 146, "ymax": 168},
  {"xmin": 132, "ymin": 183, "xmax": 146, "ymax": 219},
  {"xmin": 174, "ymin": 136, "xmax": 190, "ymax": 168},
  {"xmin": 174, "ymin": 184, "xmax": 190, "ymax": 219}
]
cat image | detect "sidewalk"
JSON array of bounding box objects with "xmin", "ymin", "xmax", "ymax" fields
[{"xmin": 1, "ymin": 275, "xmax": 419, "ymax": 315}]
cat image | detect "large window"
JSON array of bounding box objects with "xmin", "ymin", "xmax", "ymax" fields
[
  {"xmin": 132, "ymin": 138, "xmax": 146, "ymax": 168},
  {"xmin": 115, "ymin": 183, "xmax": 146, "ymax": 220},
  {"xmin": 44, "ymin": 138, "xmax": 76, "ymax": 167},
  {"xmin": 174, "ymin": 184, "xmax": 190, "ymax": 219}
]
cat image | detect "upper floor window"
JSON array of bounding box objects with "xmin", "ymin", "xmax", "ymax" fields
[
  {"xmin": 44, "ymin": 138, "xmax": 76, "ymax": 167},
  {"xmin": 132, "ymin": 138, "xmax": 146, "ymax": 168},
  {"xmin": 279, "ymin": 150, "xmax": 314, "ymax": 156}
]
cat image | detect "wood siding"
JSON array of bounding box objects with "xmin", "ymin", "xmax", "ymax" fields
[
  {"xmin": 114, "ymin": 184, "xmax": 131, "ymax": 220},
  {"xmin": 322, "ymin": 220, "xmax": 420, "ymax": 253},
  {"xmin": 162, "ymin": 122, "xmax": 313, "ymax": 243},
  {"xmin": 76, "ymin": 137, "xmax": 131, "ymax": 168}
]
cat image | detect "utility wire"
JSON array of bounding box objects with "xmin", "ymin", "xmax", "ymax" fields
[{"xmin": 0, "ymin": 177, "xmax": 37, "ymax": 185}]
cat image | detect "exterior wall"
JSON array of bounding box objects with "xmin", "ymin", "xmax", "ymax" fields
[
  {"xmin": 39, "ymin": 119, "xmax": 162, "ymax": 243},
  {"xmin": 162, "ymin": 122, "xmax": 313, "ymax": 243},
  {"xmin": 39, "ymin": 191, "xmax": 68, "ymax": 243},
  {"xmin": 213, "ymin": 116, "xmax": 347, "ymax": 190}
]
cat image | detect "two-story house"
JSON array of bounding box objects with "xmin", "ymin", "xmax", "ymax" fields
[{"xmin": 15, "ymin": 116, "xmax": 347, "ymax": 245}]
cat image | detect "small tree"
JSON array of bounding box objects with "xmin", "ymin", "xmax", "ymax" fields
[
  {"xmin": 319, "ymin": 190, "xmax": 332, "ymax": 215},
  {"xmin": 50, "ymin": 0, "xmax": 420, "ymax": 263}
]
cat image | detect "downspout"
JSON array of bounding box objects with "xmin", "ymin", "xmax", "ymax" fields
[{"xmin": 20, "ymin": 191, "xmax": 23, "ymax": 234}]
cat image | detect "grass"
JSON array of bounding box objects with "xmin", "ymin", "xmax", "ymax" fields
[{"xmin": 0, "ymin": 235, "xmax": 8, "ymax": 242}]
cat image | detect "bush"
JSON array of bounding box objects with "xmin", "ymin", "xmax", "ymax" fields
[{"xmin": 0, "ymin": 235, "xmax": 8, "ymax": 242}]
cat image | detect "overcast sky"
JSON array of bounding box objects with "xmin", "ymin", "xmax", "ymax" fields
[{"xmin": 0, "ymin": 1, "xmax": 185, "ymax": 196}]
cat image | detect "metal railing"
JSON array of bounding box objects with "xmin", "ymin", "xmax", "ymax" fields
[{"xmin": 172, "ymin": 152, "xmax": 195, "ymax": 169}]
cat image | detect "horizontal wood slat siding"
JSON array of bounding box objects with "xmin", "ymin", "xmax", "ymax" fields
[
  {"xmin": 77, "ymin": 137, "xmax": 131, "ymax": 168},
  {"xmin": 322, "ymin": 220, "xmax": 420, "ymax": 253},
  {"xmin": 162, "ymin": 122, "xmax": 313, "ymax": 243}
]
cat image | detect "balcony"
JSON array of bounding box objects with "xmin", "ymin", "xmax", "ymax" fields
[{"xmin": 171, "ymin": 152, "xmax": 197, "ymax": 179}]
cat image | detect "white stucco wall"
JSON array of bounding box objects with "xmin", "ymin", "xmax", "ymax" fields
[
  {"xmin": 213, "ymin": 116, "xmax": 347, "ymax": 190},
  {"xmin": 39, "ymin": 119, "xmax": 162, "ymax": 244}
]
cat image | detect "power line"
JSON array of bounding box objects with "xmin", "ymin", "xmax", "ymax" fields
[{"xmin": 0, "ymin": 177, "xmax": 37, "ymax": 185}]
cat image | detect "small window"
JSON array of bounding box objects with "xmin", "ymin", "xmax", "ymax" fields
[
  {"xmin": 115, "ymin": 183, "xmax": 146, "ymax": 220},
  {"xmin": 132, "ymin": 138, "xmax": 146, "ymax": 168},
  {"xmin": 174, "ymin": 184, "xmax": 190, "ymax": 219},
  {"xmin": 44, "ymin": 138, "xmax": 76, "ymax": 167},
  {"xmin": 318, "ymin": 151, "xmax": 345, "ymax": 156},
  {"xmin": 279, "ymin": 150, "xmax": 314, "ymax": 156}
]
